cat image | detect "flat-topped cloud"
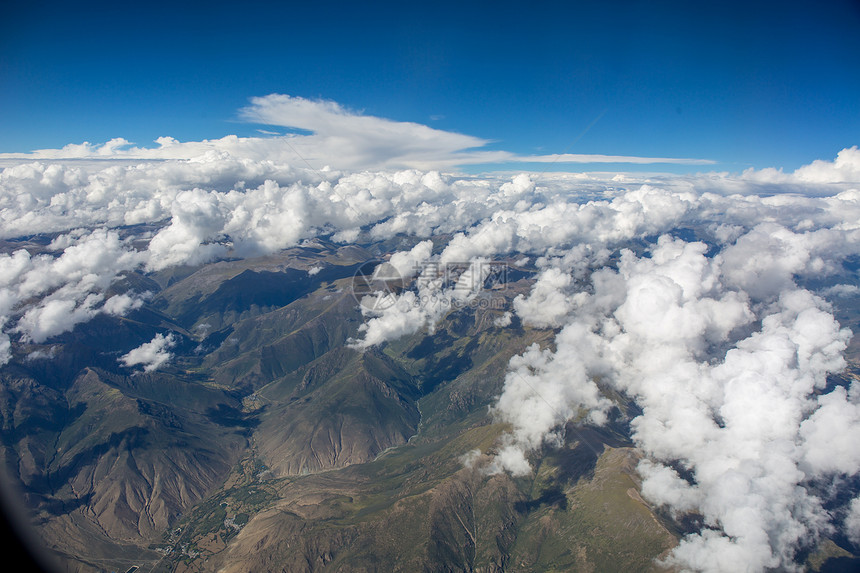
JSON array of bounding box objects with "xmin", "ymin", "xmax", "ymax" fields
[{"xmin": 0, "ymin": 94, "xmax": 716, "ymax": 170}]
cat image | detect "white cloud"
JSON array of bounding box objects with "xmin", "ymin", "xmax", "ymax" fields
[
  {"xmin": 24, "ymin": 346, "xmax": 57, "ymax": 361},
  {"xmin": 489, "ymin": 328, "xmax": 613, "ymax": 477},
  {"xmin": 344, "ymin": 170, "xmax": 860, "ymax": 352},
  {"xmin": 387, "ymin": 240, "xmax": 433, "ymax": 280},
  {"xmin": 515, "ymin": 153, "xmax": 716, "ymax": 165},
  {"xmin": 638, "ymin": 459, "xmax": 703, "ymax": 513},
  {"xmin": 349, "ymin": 254, "xmax": 508, "ymax": 351},
  {"xmin": 794, "ymin": 146, "xmax": 860, "ymax": 183},
  {"xmin": 348, "ymin": 291, "xmax": 433, "ymax": 350},
  {"xmin": 103, "ymin": 293, "xmax": 145, "ymax": 316},
  {"xmin": 0, "ymin": 333, "xmax": 10, "ymax": 365},
  {"xmin": 493, "ymin": 311, "xmax": 512, "ymax": 327},
  {"xmin": 821, "ymin": 284, "xmax": 860, "ymax": 298},
  {"xmin": 846, "ymin": 497, "xmax": 860, "ymax": 546},
  {"xmin": 459, "ymin": 449, "xmax": 482, "ymax": 469},
  {"xmin": 799, "ymin": 383, "xmax": 860, "ymax": 475},
  {"xmin": 513, "ymin": 267, "xmax": 574, "ymax": 328},
  {"xmin": 16, "ymin": 294, "xmax": 103, "ymax": 344},
  {"xmin": 0, "ymin": 95, "xmax": 714, "ymax": 171},
  {"xmin": 0, "ymin": 229, "xmax": 146, "ymax": 352},
  {"xmin": 720, "ymin": 223, "xmax": 852, "ymax": 300},
  {"xmin": 487, "ymin": 442, "xmax": 534, "ymax": 477},
  {"xmin": 483, "ymin": 231, "xmax": 858, "ymax": 571},
  {"xmin": 120, "ymin": 333, "xmax": 176, "ymax": 372},
  {"xmin": 238, "ymin": 95, "xmax": 513, "ymax": 170}
]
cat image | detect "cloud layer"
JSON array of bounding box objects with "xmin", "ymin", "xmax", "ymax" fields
[{"xmin": 1, "ymin": 119, "xmax": 860, "ymax": 572}]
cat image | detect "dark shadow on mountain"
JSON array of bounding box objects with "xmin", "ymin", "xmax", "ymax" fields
[
  {"xmin": 407, "ymin": 331, "xmax": 453, "ymax": 361},
  {"xmin": 427, "ymin": 347, "xmax": 474, "ymax": 388},
  {"xmin": 553, "ymin": 438, "xmax": 603, "ymax": 487},
  {"xmin": 5, "ymin": 402, "xmax": 78, "ymax": 443},
  {"xmin": 20, "ymin": 341, "xmax": 116, "ymax": 389},
  {"xmin": 175, "ymin": 269, "xmax": 312, "ymax": 326},
  {"xmin": 599, "ymin": 403, "xmax": 641, "ymax": 447},
  {"xmin": 483, "ymin": 266, "xmax": 534, "ymax": 290},
  {"xmin": 406, "ymin": 328, "xmax": 479, "ymax": 395},
  {"xmin": 205, "ymin": 404, "xmax": 261, "ymax": 431},
  {"xmin": 447, "ymin": 310, "xmax": 475, "ymax": 337},
  {"xmin": 136, "ymin": 399, "xmax": 184, "ymax": 430},
  {"xmin": 550, "ymin": 423, "xmax": 635, "ymax": 489},
  {"xmin": 510, "ymin": 423, "xmax": 637, "ymax": 515},
  {"xmin": 818, "ymin": 474, "xmax": 860, "ymax": 556},
  {"xmin": 199, "ymin": 326, "xmax": 234, "ymax": 352},
  {"xmin": 27, "ymin": 427, "xmax": 152, "ymax": 496},
  {"xmin": 59, "ymin": 310, "xmax": 167, "ymax": 349},
  {"xmin": 172, "ymin": 263, "xmax": 365, "ymax": 328},
  {"xmin": 32, "ymin": 491, "xmax": 95, "ymax": 517},
  {"xmin": 820, "ymin": 557, "xmax": 860, "ymax": 572},
  {"xmin": 515, "ymin": 486, "xmax": 567, "ymax": 513}
]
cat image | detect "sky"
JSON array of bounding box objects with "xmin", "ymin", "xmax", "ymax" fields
[{"xmin": 1, "ymin": 0, "xmax": 858, "ymax": 172}]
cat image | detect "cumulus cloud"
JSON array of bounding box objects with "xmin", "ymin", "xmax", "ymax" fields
[
  {"xmin": 102, "ymin": 293, "xmax": 146, "ymax": 316},
  {"xmin": 349, "ymin": 291, "xmax": 433, "ymax": 349},
  {"xmin": 720, "ymin": 223, "xmax": 853, "ymax": 300},
  {"xmin": 387, "ymin": 240, "xmax": 433, "ymax": 280},
  {"xmin": 484, "ymin": 232, "xmax": 859, "ymax": 571},
  {"xmin": 120, "ymin": 333, "xmax": 176, "ymax": 372},
  {"xmin": 512, "ymin": 267, "xmax": 574, "ymax": 328},
  {"xmin": 794, "ymin": 146, "xmax": 860, "ymax": 183},
  {"xmin": 16, "ymin": 294, "xmax": 103, "ymax": 344},
  {"xmin": 2, "ymin": 151, "xmax": 858, "ymax": 358},
  {"xmin": 343, "ymin": 164, "xmax": 860, "ymax": 352},
  {"xmin": 488, "ymin": 325, "xmax": 613, "ymax": 476},
  {"xmin": 799, "ymin": 383, "xmax": 860, "ymax": 475},
  {"xmin": 0, "ymin": 135, "xmax": 300, "ymax": 166},
  {"xmin": 0, "ymin": 229, "xmax": 146, "ymax": 358},
  {"xmin": 459, "ymin": 449, "xmax": 483, "ymax": 469},
  {"xmin": 0, "ymin": 334, "xmax": 10, "ymax": 366}
]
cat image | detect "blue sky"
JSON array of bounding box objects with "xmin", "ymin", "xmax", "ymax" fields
[{"xmin": 1, "ymin": 0, "xmax": 858, "ymax": 172}]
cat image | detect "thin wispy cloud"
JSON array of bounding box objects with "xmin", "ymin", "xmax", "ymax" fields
[{"xmin": 516, "ymin": 153, "xmax": 715, "ymax": 165}]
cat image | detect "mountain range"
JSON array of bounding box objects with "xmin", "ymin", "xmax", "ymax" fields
[{"xmin": 1, "ymin": 235, "xmax": 857, "ymax": 572}]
